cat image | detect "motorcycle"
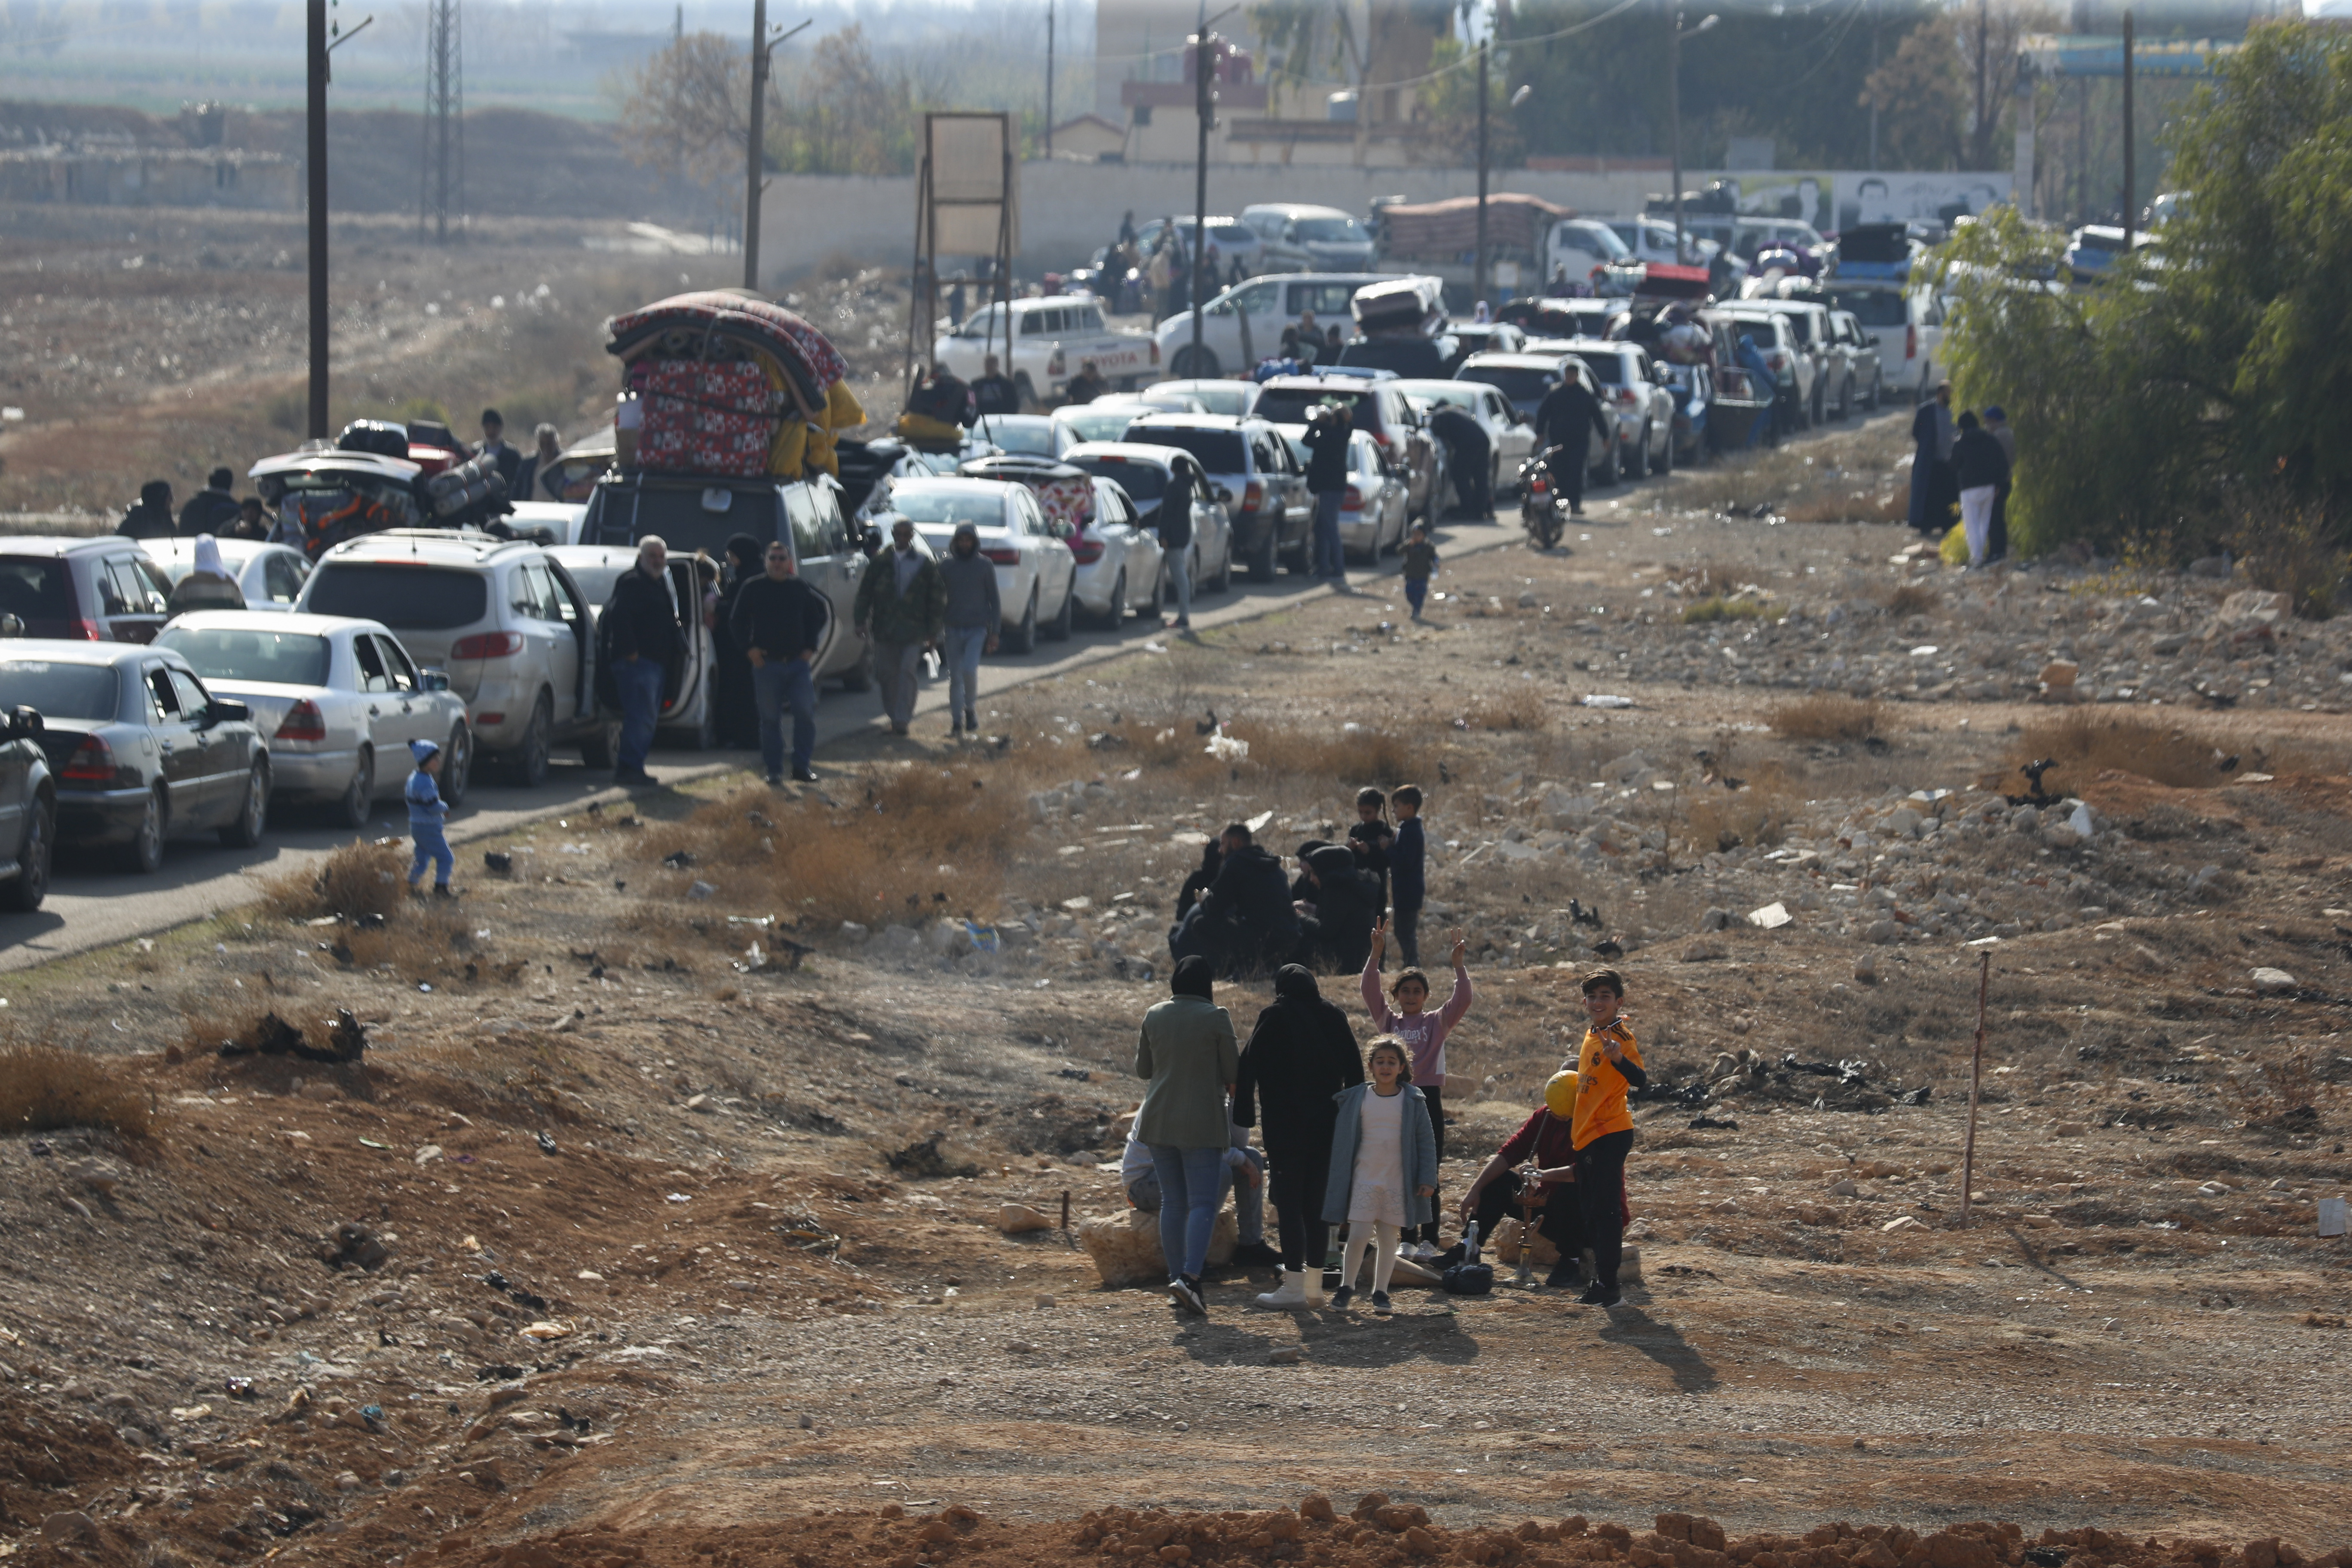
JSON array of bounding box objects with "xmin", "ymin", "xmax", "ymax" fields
[{"xmin": 1517, "ymin": 447, "xmax": 1569, "ymax": 549}]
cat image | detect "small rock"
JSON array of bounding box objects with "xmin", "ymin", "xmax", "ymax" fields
[
  {"xmin": 839, "ymin": 921, "xmax": 870, "ymax": 943},
  {"xmin": 686, "ymin": 880, "xmax": 717, "ymax": 901},
  {"xmin": 1034, "ymin": 1294, "xmax": 1057, "ymax": 1309},
  {"xmin": 336, "ymin": 1471, "xmax": 362, "ymax": 1492},
  {"xmin": 2039, "ymin": 660, "xmax": 2079, "ymax": 688},
  {"xmin": 1829, "ymin": 1178, "xmax": 1860, "ymax": 1197},
  {"xmin": 42, "ymin": 1513, "xmax": 98, "ymax": 1544},
  {"xmin": 1864, "ymin": 919, "xmax": 1901, "ymax": 945},
  {"xmin": 1698, "ymin": 907, "xmax": 1732, "ymax": 932},
  {"xmin": 1853, "ymin": 953, "xmax": 1880, "ymax": 985},
  {"xmin": 1881, "ymin": 1214, "xmax": 1926, "ymax": 1232},
  {"xmin": 996, "ymin": 1203, "xmax": 1052, "ymax": 1235},
  {"xmin": 1516, "ymin": 590, "xmax": 1539, "ymax": 608},
  {"xmin": 1269, "ymin": 1346, "xmax": 1304, "ymax": 1365},
  {"xmin": 2250, "ymin": 966, "xmax": 2297, "ymax": 995}
]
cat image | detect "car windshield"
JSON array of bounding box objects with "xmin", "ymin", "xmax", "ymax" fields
[
  {"xmin": 1123, "ymin": 425, "xmax": 1247, "ymax": 473},
  {"xmin": 0, "ymin": 659, "xmax": 117, "ymax": 721},
  {"xmin": 1292, "ymin": 217, "xmax": 1370, "ymax": 245},
  {"xmin": 1575, "ymin": 352, "xmax": 1624, "ymax": 384},
  {"xmin": 1248, "ymin": 389, "xmax": 1367, "ymax": 427},
  {"xmin": 0, "ymin": 556, "xmax": 75, "ymax": 628},
  {"xmin": 1066, "ymin": 455, "xmax": 1170, "ymax": 502},
  {"xmin": 889, "ymin": 487, "xmax": 1006, "ymax": 530},
  {"xmin": 305, "ymin": 563, "xmax": 489, "ymax": 630},
  {"xmin": 1831, "ymin": 289, "xmax": 1908, "ymax": 327},
  {"xmin": 1211, "ymin": 224, "xmax": 1256, "ymax": 245},
  {"xmin": 2074, "ymin": 230, "xmax": 2125, "ymax": 253},
  {"xmin": 1395, "ymin": 382, "xmax": 1478, "ymax": 410},
  {"xmin": 583, "ymin": 484, "xmax": 781, "ymax": 554},
  {"xmin": 972, "ymin": 417, "xmax": 1057, "ymax": 456},
  {"xmin": 1566, "ymin": 223, "xmax": 1632, "ymax": 259},
  {"xmin": 156, "ymin": 627, "xmax": 331, "ymax": 687},
  {"xmin": 1458, "ymin": 365, "xmax": 1558, "ymax": 402},
  {"xmin": 1057, "ymin": 408, "xmax": 1137, "ymax": 444},
  {"xmin": 1171, "ymin": 384, "xmax": 1253, "ymax": 417}
]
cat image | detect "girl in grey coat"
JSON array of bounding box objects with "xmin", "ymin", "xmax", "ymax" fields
[{"xmin": 1321, "ymin": 1037, "xmax": 1438, "ymax": 1311}]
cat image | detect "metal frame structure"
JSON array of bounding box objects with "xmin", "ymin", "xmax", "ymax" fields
[
  {"xmin": 419, "ymin": 0, "xmax": 464, "ymax": 243},
  {"xmin": 904, "ymin": 112, "xmax": 1019, "ymax": 398}
]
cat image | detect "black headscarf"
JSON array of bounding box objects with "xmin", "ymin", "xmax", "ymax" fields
[
  {"xmin": 1271, "ymin": 963, "xmax": 1320, "ymax": 1004},
  {"xmin": 1171, "ymin": 955, "xmax": 1214, "ymax": 1001},
  {"xmin": 723, "ymin": 533, "xmax": 762, "ymax": 579}
]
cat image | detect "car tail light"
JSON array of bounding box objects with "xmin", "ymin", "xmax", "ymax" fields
[
  {"xmin": 982, "ymin": 546, "xmax": 1019, "ymax": 565},
  {"xmin": 452, "ymin": 631, "xmax": 524, "ymax": 659},
  {"xmin": 1148, "ymin": 341, "xmax": 1160, "ymax": 366},
  {"xmin": 1342, "ymin": 486, "xmax": 1362, "ymax": 511},
  {"xmin": 72, "ymin": 618, "xmax": 103, "ymax": 641},
  {"xmin": 475, "ymin": 711, "xmax": 505, "ymax": 726},
  {"xmin": 1242, "ymin": 480, "xmax": 1263, "ymax": 513},
  {"xmin": 1069, "ymin": 533, "xmax": 1104, "ymax": 564},
  {"xmin": 1528, "ymin": 472, "xmax": 1549, "ymax": 493},
  {"xmin": 60, "ymin": 735, "xmax": 115, "ymax": 784},
  {"xmin": 276, "ymin": 700, "xmax": 327, "ymax": 742},
  {"xmin": 1614, "ymin": 388, "xmax": 1639, "ymax": 406},
  {"xmin": 1048, "ymin": 348, "xmax": 1066, "ymax": 378},
  {"xmin": 1905, "ymin": 323, "xmax": 1918, "ymax": 361}
]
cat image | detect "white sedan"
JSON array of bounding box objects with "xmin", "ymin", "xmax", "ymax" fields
[
  {"xmin": 890, "ymin": 477, "xmax": 1078, "ymax": 655},
  {"xmin": 1392, "ymin": 378, "xmax": 1538, "ymax": 498},
  {"xmin": 1070, "ymin": 474, "xmax": 1168, "ymax": 628},
  {"xmin": 141, "ymin": 537, "xmax": 312, "ymax": 612},
  {"xmin": 1335, "ymin": 431, "xmax": 1411, "ymax": 563},
  {"xmin": 153, "ymin": 610, "xmax": 472, "ymax": 828}
]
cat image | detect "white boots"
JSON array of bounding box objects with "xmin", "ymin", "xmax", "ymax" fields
[{"xmin": 1254, "ymin": 1269, "xmax": 1322, "ymax": 1309}]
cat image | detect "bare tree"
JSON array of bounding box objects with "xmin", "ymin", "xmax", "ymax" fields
[{"xmin": 614, "ymin": 31, "xmax": 772, "ymax": 195}]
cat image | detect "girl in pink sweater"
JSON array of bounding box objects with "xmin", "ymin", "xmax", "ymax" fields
[{"xmin": 1362, "ymin": 918, "xmax": 1471, "ymax": 1256}]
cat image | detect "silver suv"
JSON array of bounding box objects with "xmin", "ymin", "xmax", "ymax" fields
[
  {"xmin": 298, "ymin": 531, "xmax": 613, "ymax": 785},
  {"xmin": 1560, "ymin": 340, "xmax": 1676, "ymax": 479}
]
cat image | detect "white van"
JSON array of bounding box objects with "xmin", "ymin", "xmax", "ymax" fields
[
  {"xmin": 1153, "ymin": 273, "xmax": 1421, "ymax": 380},
  {"xmin": 1540, "ymin": 219, "xmax": 1636, "ymax": 295}
]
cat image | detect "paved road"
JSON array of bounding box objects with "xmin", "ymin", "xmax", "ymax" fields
[{"xmin": 1, "ymin": 505, "xmax": 1537, "ymax": 975}]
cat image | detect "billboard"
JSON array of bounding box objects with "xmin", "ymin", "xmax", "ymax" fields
[{"xmin": 1689, "ymin": 172, "xmax": 2014, "ymax": 234}]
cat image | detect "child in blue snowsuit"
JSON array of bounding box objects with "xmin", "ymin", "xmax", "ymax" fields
[{"xmin": 405, "ymin": 738, "xmax": 453, "ymax": 894}]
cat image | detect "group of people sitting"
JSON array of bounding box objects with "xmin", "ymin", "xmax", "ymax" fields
[
  {"xmin": 1127, "ymin": 950, "xmax": 1647, "ymax": 1317},
  {"xmin": 1169, "ymin": 786, "xmax": 1427, "ymax": 980}
]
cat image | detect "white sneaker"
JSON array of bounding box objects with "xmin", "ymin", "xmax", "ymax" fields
[{"xmin": 1253, "ymin": 1270, "xmax": 1310, "ymax": 1309}]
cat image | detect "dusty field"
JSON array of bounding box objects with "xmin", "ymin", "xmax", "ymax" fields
[
  {"xmin": 0, "ymin": 206, "xmax": 916, "ymax": 520},
  {"xmin": 1, "ymin": 440, "xmax": 2349, "ymax": 1568}
]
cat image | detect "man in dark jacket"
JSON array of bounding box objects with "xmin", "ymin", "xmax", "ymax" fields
[
  {"xmin": 1170, "ymin": 822, "xmax": 1299, "ymax": 977},
  {"xmin": 1158, "ymin": 460, "xmax": 1195, "ymax": 631},
  {"xmin": 116, "ymin": 479, "xmax": 177, "ymax": 539},
  {"xmin": 1173, "ymin": 838, "xmax": 1221, "ymax": 927},
  {"xmin": 178, "ymin": 468, "xmax": 240, "ymax": 536},
  {"xmin": 969, "ymin": 355, "xmax": 1020, "ymax": 419},
  {"xmin": 1233, "ymin": 964, "xmax": 1366, "ymax": 1306},
  {"xmin": 730, "ymin": 538, "xmax": 833, "ymax": 784},
  {"xmin": 603, "ymin": 535, "xmax": 685, "ymax": 785},
  {"xmin": 1951, "ymin": 408, "xmax": 2011, "ymax": 569},
  {"xmin": 1293, "ymin": 842, "xmax": 1380, "ymax": 975},
  {"xmin": 1425, "ymin": 404, "xmax": 1491, "ymax": 518},
  {"xmin": 905, "ymin": 365, "xmax": 972, "ymax": 428},
  {"xmin": 851, "ymin": 517, "xmax": 946, "ymax": 736},
  {"xmin": 476, "ymin": 409, "xmax": 523, "ymax": 490},
  {"xmin": 1534, "ymin": 374, "xmax": 1612, "ymax": 516},
  {"xmin": 1302, "ymin": 402, "xmax": 1352, "ymax": 582}
]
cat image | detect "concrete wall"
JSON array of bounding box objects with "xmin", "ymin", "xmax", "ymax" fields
[
  {"xmin": 759, "ymin": 161, "xmax": 1667, "ymax": 285},
  {"xmin": 0, "ymin": 150, "xmax": 300, "ymax": 211}
]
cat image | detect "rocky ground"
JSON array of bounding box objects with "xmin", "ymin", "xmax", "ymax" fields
[{"xmin": 1, "ymin": 425, "xmax": 2348, "ymax": 1568}]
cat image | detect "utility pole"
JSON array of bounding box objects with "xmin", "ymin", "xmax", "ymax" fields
[
  {"xmin": 2121, "ymin": 10, "xmax": 2135, "ymax": 247},
  {"xmin": 418, "ymin": 0, "xmax": 462, "ymax": 243},
  {"xmin": 1045, "ymin": 0, "xmax": 1055, "ymax": 158},
  {"xmin": 1668, "ymin": 11, "xmax": 1715, "ymax": 265},
  {"xmin": 1867, "ymin": 0, "xmax": 1879, "ymax": 169},
  {"xmin": 1474, "ymin": 40, "xmax": 1489, "ymax": 308},
  {"xmin": 1974, "ymin": 0, "xmax": 1990, "ymax": 168},
  {"xmin": 743, "ymin": 10, "xmax": 812, "ymax": 291},
  {"xmin": 1190, "ymin": 24, "xmax": 1214, "ymax": 371},
  {"xmin": 307, "ymin": 0, "xmax": 329, "ymax": 438}
]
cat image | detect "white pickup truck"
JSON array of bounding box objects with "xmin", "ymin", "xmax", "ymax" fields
[{"xmin": 932, "ymin": 298, "xmax": 1161, "ymax": 408}]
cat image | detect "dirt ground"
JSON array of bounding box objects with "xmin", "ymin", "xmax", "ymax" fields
[{"xmin": 2, "ymin": 204, "xmax": 2348, "ymax": 1568}]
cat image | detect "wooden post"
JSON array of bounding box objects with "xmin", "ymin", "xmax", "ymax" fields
[
  {"xmin": 1960, "ymin": 951, "xmax": 1989, "ymax": 1226},
  {"xmin": 1060, "ymin": 1188, "xmax": 1070, "ymax": 1232}
]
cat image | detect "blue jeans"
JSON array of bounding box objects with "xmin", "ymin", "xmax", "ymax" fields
[
  {"xmin": 408, "ymin": 819, "xmax": 452, "ymax": 887},
  {"xmin": 1312, "ymin": 490, "xmax": 1344, "ymax": 579},
  {"xmin": 1165, "ymin": 540, "xmax": 1192, "ymax": 622},
  {"xmin": 1404, "ymin": 577, "xmax": 1427, "ymax": 615},
  {"xmin": 750, "ymin": 655, "xmax": 815, "ymax": 778},
  {"xmin": 943, "ymin": 625, "xmax": 986, "ymax": 724},
  {"xmin": 1147, "ymin": 1144, "xmax": 1225, "ymax": 1281},
  {"xmin": 1127, "ymin": 1148, "xmax": 1266, "ymax": 1246},
  {"xmin": 613, "ymin": 656, "xmax": 666, "ymax": 776}
]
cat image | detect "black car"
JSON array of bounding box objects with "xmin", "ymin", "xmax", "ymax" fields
[
  {"xmin": 0, "ymin": 641, "xmax": 271, "ymax": 873},
  {"xmin": 0, "ymin": 703, "xmax": 54, "ymax": 912}
]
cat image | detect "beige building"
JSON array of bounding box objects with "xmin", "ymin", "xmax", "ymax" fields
[{"xmin": 1095, "ymin": 0, "xmax": 1450, "ymax": 168}]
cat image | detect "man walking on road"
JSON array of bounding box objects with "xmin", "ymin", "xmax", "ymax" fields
[
  {"xmin": 1302, "ymin": 401, "xmax": 1352, "ymax": 582},
  {"xmin": 731, "ymin": 539, "xmax": 832, "ymax": 784},
  {"xmin": 853, "ymin": 517, "xmax": 946, "ymax": 737},
  {"xmin": 1534, "ymin": 373, "xmax": 1611, "ymax": 517},
  {"xmin": 603, "ymin": 535, "xmax": 683, "ymax": 786}
]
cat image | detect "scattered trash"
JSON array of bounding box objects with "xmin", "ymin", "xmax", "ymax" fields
[
  {"xmin": 687, "ymin": 880, "xmax": 717, "ymax": 900},
  {"xmin": 483, "ymin": 851, "xmax": 514, "ymax": 876},
  {"xmin": 415, "ymin": 1145, "xmax": 444, "ymax": 1166},
  {"xmin": 1687, "ymin": 1116, "xmax": 1740, "ymax": 1131},
  {"xmin": 2320, "ymin": 1197, "xmax": 2347, "ymax": 1238},
  {"xmin": 535, "ymin": 1132, "xmax": 558, "ymax": 1155},
  {"xmin": 321, "ymin": 1221, "xmax": 389, "ymax": 1271},
  {"xmin": 887, "ymin": 1130, "xmax": 978, "ymax": 1179},
  {"xmin": 662, "ymin": 850, "xmax": 696, "ymax": 869},
  {"xmin": 1747, "ymin": 902, "xmax": 1792, "ymax": 930},
  {"xmin": 217, "ymin": 1008, "xmax": 368, "ymax": 1065},
  {"xmin": 519, "ymin": 1319, "xmax": 576, "ymax": 1340},
  {"xmin": 1579, "ymin": 694, "xmax": 1635, "ymax": 709}
]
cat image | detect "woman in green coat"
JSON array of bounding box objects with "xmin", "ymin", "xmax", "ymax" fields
[{"xmin": 1134, "ymin": 955, "xmax": 1239, "ymax": 1315}]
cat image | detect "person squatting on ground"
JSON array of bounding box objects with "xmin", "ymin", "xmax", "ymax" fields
[
  {"xmin": 1457, "ymin": 1069, "xmax": 1592, "ymax": 1288},
  {"xmin": 1322, "ymin": 1038, "xmax": 1438, "ymax": 1313},
  {"xmin": 1234, "ymin": 964, "xmax": 1366, "ymax": 1308},
  {"xmin": 404, "ymin": 738, "xmax": 453, "ymax": 894},
  {"xmin": 938, "ymin": 521, "xmax": 1001, "ymax": 739},
  {"xmin": 852, "ymin": 517, "xmax": 946, "ymax": 737},
  {"xmin": 1388, "ymin": 785, "xmax": 1427, "ymax": 966},
  {"xmin": 1570, "ymin": 968, "xmax": 1647, "ymax": 1307},
  {"xmin": 1361, "ymin": 921, "xmax": 1471, "ymax": 1256},
  {"xmin": 729, "ymin": 539, "xmax": 831, "ymax": 784},
  {"xmin": 603, "ymin": 534, "xmax": 684, "ymax": 785},
  {"xmin": 1292, "ymin": 842, "xmax": 1381, "ymax": 974},
  {"xmin": 1133, "ymin": 956, "xmax": 1241, "ymax": 1316},
  {"xmin": 1119, "ymin": 1099, "xmax": 1274, "ymax": 1266},
  {"xmin": 1168, "ymin": 821, "xmax": 1299, "ymax": 978}
]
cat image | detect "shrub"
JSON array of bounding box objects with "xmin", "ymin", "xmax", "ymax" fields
[
  {"xmin": 261, "ymin": 838, "xmax": 408, "ymax": 923},
  {"xmin": 1768, "ymin": 695, "xmax": 1883, "ymax": 742},
  {"xmin": 1681, "ymin": 596, "xmax": 1768, "ymax": 624},
  {"xmin": 2011, "ymin": 714, "xmax": 2227, "ymax": 792},
  {"xmin": 0, "ymin": 1044, "xmax": 152, "ymax": 1139},
  {"xmin": 1884, "ymin": 583, "xmax": 1939, "ymax": 617}
]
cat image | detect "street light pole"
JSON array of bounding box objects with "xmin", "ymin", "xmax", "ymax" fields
[
  {"xmin": 2121, "ymin": 9, "xmax": 2136, "ymax": 251},
  {"xmin": 306, "ymin": 0, "xmax": 329, "ymax": 438},
  {"xmin": 743, "ymin": 11, "xmax": 812, "ymax": 291},
  {"xmin": 1475, "ymin": 40, "xmax": 1489, "ymax": 308},
  {"xmin": 1669, "ymin": 6, "xmax": 1683, "ymax": 265}
]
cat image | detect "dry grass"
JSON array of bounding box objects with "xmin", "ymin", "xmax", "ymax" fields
[
  {"xmin": 1673, "ymin": 562, "xmax": 1745, "ymax": 599},
  {"xmin": 2010, "ymin": 713, "xmax": 2230, "ymax": 792},
  {"xmin": 639, "ymin": 769, "xmax": 1024, "ymax": 928},
  {"xmin": 1681, "ymin": 595, "xmax": 1769, "ymax": 624},
  {"xmin": 260, "ymin": 838, "xmax": 409, "ymax": 922},
  {"xmin": 0, "ymin": 1044, "xmax": 153, "ymax": 1139},
  {"xmin": 1884, "ymin": 583, "xmax": 1940, "ymax": 617},
  {"xmin": 1237, "ymin": 722, "xmax": 1427, "ymax": 787},
  {"xmin": 1685, "ymin": 769, "xmax": 1797, "ymax": 854},
  {"xmin": 1768, "ymin": 694, "xmax": 1884, "ymax": 742},
  {"xmin": 1461, "ymin": 686, "xmax": 1549, "ymax": 732}
]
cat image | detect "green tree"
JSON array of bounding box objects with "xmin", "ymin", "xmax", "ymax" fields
[{"xmin": 1936, "ymin": 20, "xmax": 2352, "ymax": 570}]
